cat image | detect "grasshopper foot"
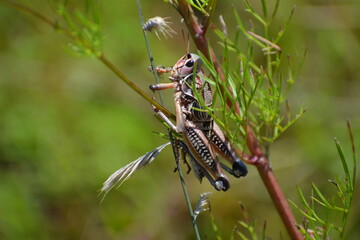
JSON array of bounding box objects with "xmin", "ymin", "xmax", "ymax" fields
[
  {"xmin": 215, "ymin": 175, "xmax": 230, "ymax": 191},
  {"xmin": 232, "ymin": 160, "xmax": 248, "ymax": 178}
]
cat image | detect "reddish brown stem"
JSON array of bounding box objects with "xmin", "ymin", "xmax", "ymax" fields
[
  {"xmin": 255, "ymin": 157, "xmax": 302, "ymax": 239},
  {"xmin": 175, "ymin": 1, "xmax": 302, "ymax": 239}
]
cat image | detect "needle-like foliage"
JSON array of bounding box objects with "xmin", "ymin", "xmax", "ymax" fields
[
  {"xmin": 191, "ymin": 1, "xmax": 305, "ymax": 156},
  {"xmin": 290, "ymin": 121, "xmax": 357, "ymax": 239}
]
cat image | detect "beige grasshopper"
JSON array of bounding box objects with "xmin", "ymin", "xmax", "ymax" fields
[{"xmin": 150, "ymin": 53, "xmax": 247, "ymax": 191}]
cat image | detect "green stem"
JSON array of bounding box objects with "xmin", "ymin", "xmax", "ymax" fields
[
  {"xmin": 178, "ymin": 161, "xmax": 202, "ymax": 240},
  {"xmin": 340, "ymin": 120, "xmax": 357, "ymax": 239},
  {"xmin": 169, "ymin": 134, "xmax": 202, "ymax": 240},
  {"xmin": 98, "ymin": 55, "xmax": 174, "ymax": 119},
  {"xmin": 136, "ymin": 0, "xmax": 164, "ymax": 104},
  {"xmin": 0, "ymin": 0, "xmax": 75, "ymax": 40},
  {"xmin": 264, "ymin": 23, "xmax": 272, "ymax": 77}
]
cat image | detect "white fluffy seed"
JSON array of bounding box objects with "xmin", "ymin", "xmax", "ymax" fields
[{"xmin": 143, "ymin": 16, "xmax": 176, "ymax": 39}]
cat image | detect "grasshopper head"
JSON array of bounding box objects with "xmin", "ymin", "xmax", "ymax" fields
[{"xmin": 172, "ymin": 53, "xmax": 202, "ymax": 80}]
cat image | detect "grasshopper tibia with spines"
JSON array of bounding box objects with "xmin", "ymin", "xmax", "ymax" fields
[
  {"xmin": 149, "ymin": 53, "xmax": 247, "ymax": 191},
  {"xmin": 178, "ymin": 140, "xmax": 229, "ymax": 191}
]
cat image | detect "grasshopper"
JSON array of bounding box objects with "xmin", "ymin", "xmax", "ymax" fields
[{"xmin": 150, "ymin": 53, "xmax": 247, "ymax": 191}]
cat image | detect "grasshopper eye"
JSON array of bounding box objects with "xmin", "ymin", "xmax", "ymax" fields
[{"xmin": 185, "ymin": 59, "xmax": 194, "ymax": 68}]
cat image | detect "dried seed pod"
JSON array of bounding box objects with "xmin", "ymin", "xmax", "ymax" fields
[{"xmin": 143, "ymin": 16, "xmax": 176, "ymax": 39}]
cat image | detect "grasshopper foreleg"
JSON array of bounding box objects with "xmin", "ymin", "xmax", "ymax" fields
[
  {"xmin": 152, "ymin": 106, "xmax": 178, "ymax": 132},
  {"xmin": 148, "ymin": 65, "xmax": 173, "ymax": 74},
  {"xmin": 149, "ymin": 82, "xmax": 174, "ymax": 91}
]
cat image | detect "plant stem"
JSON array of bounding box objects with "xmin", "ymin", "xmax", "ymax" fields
[
  {"xmin": 98, "ymin": 55, "xmax": 174, "ymax": 119},
  {"xmin": 169, "ymin": 134, "xmax": 202, "ymax": 240},
  {"xmin": 178, "ymin": 164, "xmax": 202, "ymax": 240},
  {"xmin": 255, "ymin": 157, "xmax": 302, "ymax": 239},
  {"xmin": 136, "ymin": 0, "xmax": 163, "ymax": 103}
]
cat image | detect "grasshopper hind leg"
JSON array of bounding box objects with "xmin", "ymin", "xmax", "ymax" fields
[
  {"xmin": 189, "ymin": 154, "xmax": 229, "ymax": 191},
  {"xmin": 178, "ymin": 138, "xmax": 230, "ymax": 191},
  {"xmin": 209, "ymin": 123, "xmax": 248, "ymax": 178},
  {"xmin": 232, "ymin": 159, "xmax": 248, "ymax": 177},
  {"xmin": 220, "ymin": 158, "xmax": 248, "ymax": 178}
]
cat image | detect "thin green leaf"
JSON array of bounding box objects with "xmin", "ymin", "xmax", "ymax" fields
[
  {"xmin": 311, "ymin": 197, "xmax": 349, "ymax": 213},
  {"xmin": 260, "ymin": 0, "xmax": 268, "ymax": 21},
  {"xmin": 274, "ymin": 6, "xmax": 295, "ymax": 43},
  {"xmin": 236, "ymin": 230, "xmax": 249, "ymax": 240},
  {"xmin": 187, "ymin": 0, "xmax": 210, "ymax": 15},
  {"xmin": 270, "ymin": 0, "xmax": 280, "ymax": 23},
  {"xmin": 261, "ymin": 221, "xmax": 267, "ymax": 240},
  {"xmin": 288, "ymin": 199, "xmax": 317, "ymax": 222},
  {"xmin": 296, "ymin": 187, "xmax": 325, "ymax": 224},
  {"xmin": 312, "ymin": 183, "xmax": 331, "ymax": 208},
  {"xmin": 335, "ymin": 138, "xmax": 352, "ymax": 190},
  {"xmin": 347, "ymin": 120, "xmax": 357, "ymax": 189},
  {"xmin": 210, "ymin": 212, "xmax": 223, "ymax": 240},
  {"xmin": 244, "ymin": 0, "xmax": 266, "ymax": 26},
  {"xmin": 234, "ymin": 8, "xmax": 247, "ymax": 34}
]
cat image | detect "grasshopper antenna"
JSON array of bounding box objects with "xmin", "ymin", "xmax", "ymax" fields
[
  {"xmin": 180, "ymin": 8, "xmax": 191, "ymax": 55},
  {"xmin": 186, "ymin": 8, "xmax": 191, "ymax": 55},
  {"xmin": 186, "ymin": 30, "xmax": 190, "ymax": 54},
  {"xmin": 181, "ymin": 29, "xmax": 188, "ymax": 55}
]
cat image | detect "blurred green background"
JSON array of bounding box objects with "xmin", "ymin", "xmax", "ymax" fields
[{"xmin": 0, "ymin": 0, "xmax": 359, "ymax": 239}]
